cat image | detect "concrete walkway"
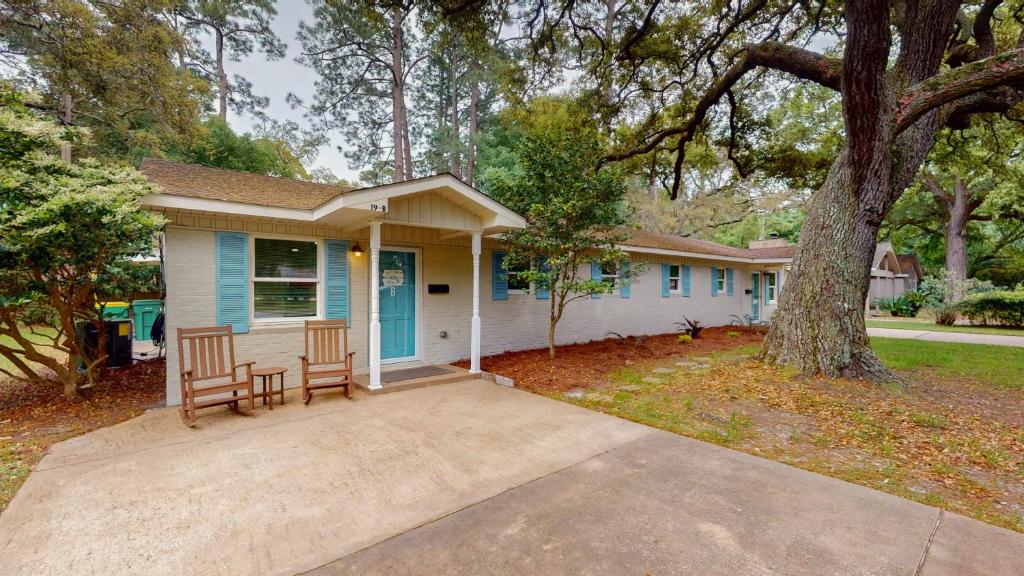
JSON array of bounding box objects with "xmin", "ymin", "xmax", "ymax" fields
[
  {"xmin": 868, "ymin": 326, "xmax": 1024, "ymax": 347},
  {"xmin": 1, "ymin": 381, "xmax": 1021, "ymax": 575}
]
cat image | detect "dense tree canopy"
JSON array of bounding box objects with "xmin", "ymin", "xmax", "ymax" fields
[{"xmin": 0, "ymin": 87, "xmax": 165, "ymax": 397}]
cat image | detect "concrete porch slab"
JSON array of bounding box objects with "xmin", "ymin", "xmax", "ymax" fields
[{"xmin": 352, "ymin": 364, "xmax": 476, "ymax": 395}]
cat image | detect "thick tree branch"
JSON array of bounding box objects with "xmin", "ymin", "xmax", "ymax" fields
[
  {"xmin": 897, "ymin": 48, "xmax": 1024, "ymax": 133},
  {"xmin": 605, "ymin": 41, "xmax": 841, "ymax": 167}
]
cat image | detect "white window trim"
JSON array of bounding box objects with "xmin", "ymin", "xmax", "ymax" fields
[
  {"xmin": 668, "ymin": 264, "xmax": 682, "ymax": 294},
  {"xmin": 715, "ymin": 267, "xmax": 727, "ymax": 293},
  {"xmin": 600, "ymin": 262, "xmax": 621, "ymax": 296},
  {"xmin": 250, "ymin": 234, "xmax": 324, "ymax": 325},
  {"xmin": 507, "ymin": 257, "xmax": 532, "ymax": 295},
  {"xmin": 765, "ymin": 271, "xmax": 778, "ymax": 304}
]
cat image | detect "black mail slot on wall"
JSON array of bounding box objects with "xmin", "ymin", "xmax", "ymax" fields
[{"xmin": 428, "ymin": 284, "xmax": 450, "ymax": 294}]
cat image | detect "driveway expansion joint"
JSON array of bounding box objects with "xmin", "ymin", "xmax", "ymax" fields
[
  {"xmin": 297, "ymin": 429, "xmax": 658, "ymax": 575},
  {"xmin": 915, "ymin": 509, "xmax": 944, "ymax": 576}
]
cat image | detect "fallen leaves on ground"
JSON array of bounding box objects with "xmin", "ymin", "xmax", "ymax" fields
[
  {"xmin": 471, "ymin": 333, "xmax": 1024, "ymax": 533},
  {"xmin": 0, "ymin": 359, "xmax": 166, "ymax": 512}
]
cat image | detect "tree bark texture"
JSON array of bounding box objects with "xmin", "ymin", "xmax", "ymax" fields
[
  {"xmin": 449, "ymin": 42, "xmax": 461, "ymax": 178},
  {"xmin": 216, "ymin": 28, "xmax": 227, "ymax": 121},
  {"xmin": 760, "ymin": 1, "xmax": 962, "ymax": 382},
  {"xmin": 466, "ymin": 68, "xmax": 478, "ymax": 185},
  {"xmin": 391, "ymin": 7, "xmax": 406, "ymax": 183}
]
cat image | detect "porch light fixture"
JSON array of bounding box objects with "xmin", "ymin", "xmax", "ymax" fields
[{"xmin": 351, "ymin": 242, "xmax": 364, "ymax": 257}]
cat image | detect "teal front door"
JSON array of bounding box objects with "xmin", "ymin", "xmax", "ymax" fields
[
  {"xmin": 379, "ymin": 250, "xmax": 416, "ymax": 360},
  {"xmin": 750, "ymin": 272, "xmax": 761, "ymax": 321}
]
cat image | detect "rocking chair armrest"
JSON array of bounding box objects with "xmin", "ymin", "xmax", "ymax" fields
[{"xmin": 234, "ymin": 361, "xmax": 256, "ymax": 368}]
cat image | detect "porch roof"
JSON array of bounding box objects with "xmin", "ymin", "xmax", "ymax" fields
[{"xmin": 139, "ymin": 158, "xmax": 527, "ymax": 234}]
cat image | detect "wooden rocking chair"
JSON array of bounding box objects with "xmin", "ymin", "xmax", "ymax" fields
[
  {"xmin": 176, "ymin": 325, "xmax": 256, "ymax": 427},
  {"xmin": 300, "ymin": 319, "xmax": 355, "ymax": 404}
]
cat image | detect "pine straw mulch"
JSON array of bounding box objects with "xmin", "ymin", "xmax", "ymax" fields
[
  {"xmin": 465, "ymin": 332, "xmax": 1024, "ymax": 533},
  {"xmin": 456, "ymin": 326, "xmax": 765, "ymax": 392},
  {"xmin": 0, "ymin": 359, "xmax": 166, "ymax": 513}
]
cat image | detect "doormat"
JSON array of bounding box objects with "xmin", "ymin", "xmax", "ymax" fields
[{"xmin": 380, "ymin": 366, "xmax": 453, "ymax": 383}]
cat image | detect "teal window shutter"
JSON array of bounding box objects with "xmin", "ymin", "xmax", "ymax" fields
[
  {"xmin": 324, "ymin": 240, "xmax": 350, "ymax": 323},
  {"xmin": 590, "ymin": 260, "xmax": 602, "ymax": 299},
  {"xmin": 661, "ymin": 263, "xmax": 670, "ymax": 298},
  {"xmin": 215, "ymin": 231, "xmax": 249, "ymax": 333},
  {"xmin": 620, "ymin": 260, "xmax": 631, "ymax": 299},
  {"xmin": 711, "ymin": 265, "xmax": 719, "ymax": 297},
  {"xmin": 536, "ymin": 256, "xmax": 550, "ymax": 299},
  {"xmin": 726, "ymin": 268, "xmax": 735, "ymax": 296},
  {"xmin": 492, "ymin": 251, "xmax": 508, "ymax": 300},
  {"xmin": 683, "ymin": 265, "xmax": 691, "ymax": 297}
]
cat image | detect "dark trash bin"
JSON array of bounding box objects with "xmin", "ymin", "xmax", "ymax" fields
[{"xmin": 76, "ymin": 320, "xmax": 133, "ymax": 369}]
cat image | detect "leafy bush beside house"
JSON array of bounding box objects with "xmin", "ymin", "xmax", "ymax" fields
[
  {"xmin": 0, "ymin": 87, "xmax": 166, "ymax": 397},
  {"xmin": 957, "ymin": 291, "xmax": 1024, "ymax": 327}
]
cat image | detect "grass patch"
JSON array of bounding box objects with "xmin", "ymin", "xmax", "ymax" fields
[
  {"xmin": 553, "ymin": 342, "xmax": 1024, "ymax": 534},
  {"xmin": 870, "ymin": 337, "xmax": 1024, "ymax": 390},
  {"xmin": 867, "ymin": 319, "xmax": 1024, "ymax": 337},
  {"xmin": 0, "ymin": 325, "xmax": 60, "ymax": 375}
]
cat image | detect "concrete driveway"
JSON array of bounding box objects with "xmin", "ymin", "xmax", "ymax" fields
[
  {"xmin": 1, "ymin": 380, "xmax": 1021, "ymax": 575},
  {"xmin": 868, "ymin": 326, "xmax": 1024, "ymax": 347}
]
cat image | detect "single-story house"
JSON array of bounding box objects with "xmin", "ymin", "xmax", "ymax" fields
[{"xmin": 140, "ymin": 159, "xmax": 797, "ymax": 404}]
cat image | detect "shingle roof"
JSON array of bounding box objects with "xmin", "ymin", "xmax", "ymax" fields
[
  {"xmin": 896, "ymin": 254, "xmax": 923, "ymax": 277},
  {"xmin": 619, "ymin": 228, "xmax": 795, "ymax": 261},
  {"xmin": 139, "ymin": 158, "xmax": 353, "ymax": 210}
]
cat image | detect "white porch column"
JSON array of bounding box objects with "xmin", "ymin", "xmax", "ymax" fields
[
  {"xmin": 368, "ymin": 221, "xmax": 382, "ymax": 389},
  {"xmin": 470, "ymin": 232, "xmax": 482, "ymax": 373}
]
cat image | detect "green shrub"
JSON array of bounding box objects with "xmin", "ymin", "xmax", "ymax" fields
[
  {"xmin": 957, "ymin": 291, "xmax": 1024, "ymax": 327},
  {"xmin": 725, "ymin": 331, "xmax": 739, "ymax": 338},
  {"xmin": 677, "ymin": 334, "xmax": 693, "ymax": 344},
  {"xmin": 931, "ymin": 303, "xmax": 959, "ymax": 326},
  {"xmin": 877, "ymin": 296, "xmax": 916, "ymax": 317},
  {"xmin": 903, "ymin": 290, "xmax": 926, "ymax": 314}
]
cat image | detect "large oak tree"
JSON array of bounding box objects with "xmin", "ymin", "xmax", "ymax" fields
[{"xmin": 521, "ymin": 0, "xmax": 1024, "ymax": 381}]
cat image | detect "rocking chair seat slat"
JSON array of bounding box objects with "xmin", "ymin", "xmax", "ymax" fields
[
  {"xmin": 176, "ymin": 325, "xmax": 256, "ymax": 427},
  {"xmin": 301, "ymin": 320, "xmax": 354, "ymax": 405}
]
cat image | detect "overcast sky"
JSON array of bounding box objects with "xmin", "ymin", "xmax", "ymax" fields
[{"xmin": 220, "ymin": 1, "xmax": 360, "ymax": 181}]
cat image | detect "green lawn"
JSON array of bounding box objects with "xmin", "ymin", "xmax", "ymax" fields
[
  {"xmin": 871, "ymin": 337, "xmax": 1024, "ymax": 390},
  {"xmin": 0, "ymin": 326, "xmax": 60, "ymax": 375},
  {"xmin": 867, "ymin": 318, "xmax": 1024, "ymax": 337}
]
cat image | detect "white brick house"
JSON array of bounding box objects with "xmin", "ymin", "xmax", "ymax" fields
[{"xmin": 141, "ymin": 159, "xmax": 796, "ymax": 404}]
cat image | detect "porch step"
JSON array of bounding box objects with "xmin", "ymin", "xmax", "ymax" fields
[{"xmin": 353, "ymin": 364, "xmax": 477, "ymax": 395}]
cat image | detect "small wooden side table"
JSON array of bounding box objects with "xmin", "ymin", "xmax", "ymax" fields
[{"xmin": 253, "ymin": 367, "xmax": 287, "ymax": 410}]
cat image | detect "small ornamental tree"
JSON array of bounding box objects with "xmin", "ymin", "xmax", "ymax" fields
[
  {"xmin": 486, "ymin": 105, "xmax": 629, "ymax": 358},
  {"xmin": 0, "ymin": 89, "xmax": 166, "ymax": 398}
]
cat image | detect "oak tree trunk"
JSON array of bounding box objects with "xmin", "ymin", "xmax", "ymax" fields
[
  {"xmin": 760, "ymin": 152, "xmax": 893, "ymax": 380},
  {"xmin": 944, "ymin": 180, "xmax": 972, "ymax": 301}
]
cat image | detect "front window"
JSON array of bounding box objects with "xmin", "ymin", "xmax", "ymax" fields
[
  {"xmin": 507, "ymin": 258, "xmax": 530, "ymax": 293},
  {"xmin": 716, "ymin": 267, "xmax": 727, "ymax": 292},
  {"xmin": 765, "ymin": 271, "xmax": 778, "ymax": 303},
  {"xmin": 668, "ymin": 265, "xmax": 681, "ymax": 292},
  {"xmin": 601, "ymin": 262, "xmax": 619, "ymax": 283},
  {"xmin": 253, "ymin": 238, "xmax": 318, "ymax": 320}
]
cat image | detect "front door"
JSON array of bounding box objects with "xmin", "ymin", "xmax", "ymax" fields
[
  {"xmin": 379, "ymin": 250, "xmax": 416, "ymax": 360},
  {"xmin": 750, "ymin": 272, "xmax": 760, "ymax": 321}
]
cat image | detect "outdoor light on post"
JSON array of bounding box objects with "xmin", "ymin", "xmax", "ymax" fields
[{"xmin": 351, "ymin": 243, "xmax": 364, "ymax": 257}]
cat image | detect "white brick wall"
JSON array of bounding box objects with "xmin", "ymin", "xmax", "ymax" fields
[{"xmin": 163, "ymin": 225, "xmax": 782, "ymax": 404}]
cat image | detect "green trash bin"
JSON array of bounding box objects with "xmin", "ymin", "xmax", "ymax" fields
[
  {"xmin": 99, "ymin": 301, "xmax": 130, "ymax": 320},
  {"xmin": 131, "ymin": 299, "xmax": 162, "ymax": 342}
]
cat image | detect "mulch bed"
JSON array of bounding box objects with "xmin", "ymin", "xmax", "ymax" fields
[
  {"xmin": 1, "ymin": 359, "xmax": 166, "ymax": 512},
  {"xmin": 455, "ymin": 326, "xmax": 764, "ymax": 392}
]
